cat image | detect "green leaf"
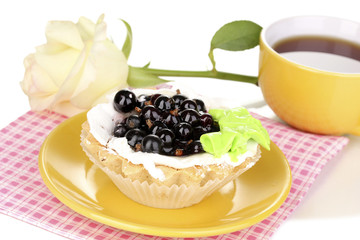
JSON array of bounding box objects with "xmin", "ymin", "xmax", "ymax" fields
[
  {"xmin": 127, "ymin": 66, "xmax": 169, "ymax": 88},
  {"xmin": 120, "ymin": 19, "xmax": 132, "ymax": 59},
  {"xmin": 211, "ymin": 20, "xmax": 262, "ymax": 51},
  {"xmin": 209, "ymin": 20, "xmax": 262, "ymax": 70},
  {"xmin": 143, "ymin": 62, "xmax": 151, "ymax": 68}
]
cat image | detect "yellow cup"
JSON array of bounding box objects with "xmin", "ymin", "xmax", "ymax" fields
[{"xmin": 259, "ymin": 16, "xmax": 360, "ymax": 135}]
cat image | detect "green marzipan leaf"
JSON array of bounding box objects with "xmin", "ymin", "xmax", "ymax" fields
[
  {"xmin": 210, "ymin": 20, "xmax": 262, "ymax": 51},
  {"xmin": 127, "ymin": 67, "xmax": 169, "ymax": 88},
  {"xmin": 120, "ymin": 19, "xmax": 132, "ymax": 59}
]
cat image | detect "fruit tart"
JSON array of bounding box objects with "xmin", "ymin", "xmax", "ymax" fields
[{"xmin": 80, "ymin": 85, "xmax": 270, "ymax": 209}]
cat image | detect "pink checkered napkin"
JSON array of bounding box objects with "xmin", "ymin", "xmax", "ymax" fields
[{"xmin": 0, "ymin": 111, "xmax": 349, "ymax": 240}]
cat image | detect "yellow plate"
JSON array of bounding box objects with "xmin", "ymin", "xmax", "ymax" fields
[{"xmin": 39, "ymin": 112, "xmax": 292, "ymax": 238}]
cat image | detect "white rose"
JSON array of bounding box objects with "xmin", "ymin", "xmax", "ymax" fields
[{"xmin": 21, "ymin": 15, "xmax": 128, "ymax": 117}]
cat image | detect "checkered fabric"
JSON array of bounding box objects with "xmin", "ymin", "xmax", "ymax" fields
[{"xmin": 0, "ymin": 110, "xmax": 349, "ymax": 240}]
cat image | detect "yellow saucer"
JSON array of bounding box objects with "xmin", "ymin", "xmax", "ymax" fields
[{"xmin": 39, "ymin": 112, "xmax": 292, "ymax": 238}]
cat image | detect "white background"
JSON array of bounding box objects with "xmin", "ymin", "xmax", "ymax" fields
[{"xmin": 1, "ymin": 0, "xmax": 360, "ymax": 239}]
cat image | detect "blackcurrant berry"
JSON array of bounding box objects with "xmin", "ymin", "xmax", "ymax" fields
[
  {"xmin": 211, "ymin": 121, "xmax": 220, "ymax": 132},
  {"xmin": 125, "ymin": 129, "xmax": 146, "ymax": 148},
  {"xmin": 194, "ymin": 99, "xmax": 206, "ymax": 112},
  {"xmin": 138, "ymin": 94, "xmax": 150, "ymax": 102},
  {"xmin": 174, "ymin": 122, "xmax": 193, "ymax": 140},
  {"xmin": 113, "ymin": 123, "xmax": 127, "ymax": 137},
  {"xmin": 171, "ymin": 94, "xmax": 187, "ymax": 108},
  {"xmin": 136, "ymin": 101, "xmax": 145, "ymax": 109},
  {"xmin": 180, "ymin": 99, "xmax": 197, "ymax": 111},
  {"xmin": 141, "ymin": 105, "xmax": 162, "ymax": 121},
  {"xmin": 173, "ymin": 139, "xmax": 189, "ymax": 149},
  {"xmin": 113, "ymin": 90, "xmax": 137, "ymax": 113},
  {"xmin": 149, "ymin": 121, "xmax": 167, "ymax": 135},
  {"xmin": 200, "ymin": 113, "xmax": 213, "ymax": 129},
  {"xmin": 193, "ymin": 125, "xmax": 208, "ymax": 140},
  {"xmin": 162, "ymin": 112, "xmax": 180, "ymax": 127},
  {"xmin": 154, "ymin": 95, "xmax": 174, "ymax": 111},
  {"xmin": 162, "ymin": 146, "xmax": 175, "ymax": 156},
  {"xmin": 150, "ymin": 94, "xmax": 161, "ymax": 104},
  {"xmin": 179, "ymin": 109, "xmax": 200, "ymax": 126},
  {"xmin": 172, "ymin": 139, "xmax": 189, "ymax": 156},
  {"xmin": 156, "ymin": 128, "xmax": 175, "ymax": 146},
  {"xmin": 126, "ymin": 115, "xmax": 141, "ymax": 129},
  {"xmin": 141, "ymin": 135, "xmax": 164, "ymax": 153},
  {"xmin": 188, "ymin": 140, "xmax": 204, "ymax": 154}
]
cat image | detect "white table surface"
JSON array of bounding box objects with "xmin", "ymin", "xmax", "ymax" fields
[{"xmin": 1, "ymin": 1, "xmax": 360, "ymax": 239}]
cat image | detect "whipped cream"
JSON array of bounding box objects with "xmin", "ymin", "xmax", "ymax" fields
[{"xmin": 87, "ymin": 85, "xmax": 259, "ymax": 181}]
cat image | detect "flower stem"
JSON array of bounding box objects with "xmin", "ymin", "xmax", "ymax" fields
[{"xmin": 134, "ymin": 67, "xmax": 258, "ymax": 85}]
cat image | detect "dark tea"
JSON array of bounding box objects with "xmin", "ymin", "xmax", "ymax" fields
[{"xmin": 272, "ymin": 36, "xmax": 360, "ymax": 73}]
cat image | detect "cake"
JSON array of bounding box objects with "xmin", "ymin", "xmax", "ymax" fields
[{"xmin": 80, "ymin": 85, "xmax": 270, "ymax": 208}]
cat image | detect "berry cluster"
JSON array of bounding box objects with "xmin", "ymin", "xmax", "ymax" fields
[{"xmin": 112, "ymin": 89, "xmax": 219, "ymax": 156}]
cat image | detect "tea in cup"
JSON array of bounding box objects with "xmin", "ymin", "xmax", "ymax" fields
[{"xmin": 259, "ymin": 15, "xmax": 360, "ymax": 135}]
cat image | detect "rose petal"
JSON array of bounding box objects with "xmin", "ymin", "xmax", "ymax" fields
[
  {"xmin": 21, "ymin": 54, "xmax": 57, "ymax": 95},
  {"xmin": 45, "ymin": 20, "xmax": 84, "ymax": 50},
  {"xmin": 27, "ymin": 92, "xmax": 56, "ymax": 111},
  {"xmin": 92, "ymin": 15, "xmax": 107, "ymax": 42},
  {"xmin": 76, "ymin": 15, "xmax": 106, "ymax": 43},
  {"xmin": 49, "ymin": 41, "xmax": 92, "ymax": 109},
  {"xmin": 36, "ymin": 41, "xmax": 67, "ymax": 55},
  {"xmin": 34, "ymin": 48, "xmax": 80, "ymax": 87},
  {"xmin": 21, "ymin": 54, "xmax": 36, "ymax": 93},
  {"xmin": 51, "ymin": 100, "xmax": 86, "ymax": 117},
  {"xmin": 70, "ymin": 39, "xmax": 128, "ymax": 109},
  {"xmin": 76, "ymin": 17, "xmax": 95, "ymax": 42},
  {"xmin": 29, "ymin": 61, "xmax": 58, "ymax": 94}
]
